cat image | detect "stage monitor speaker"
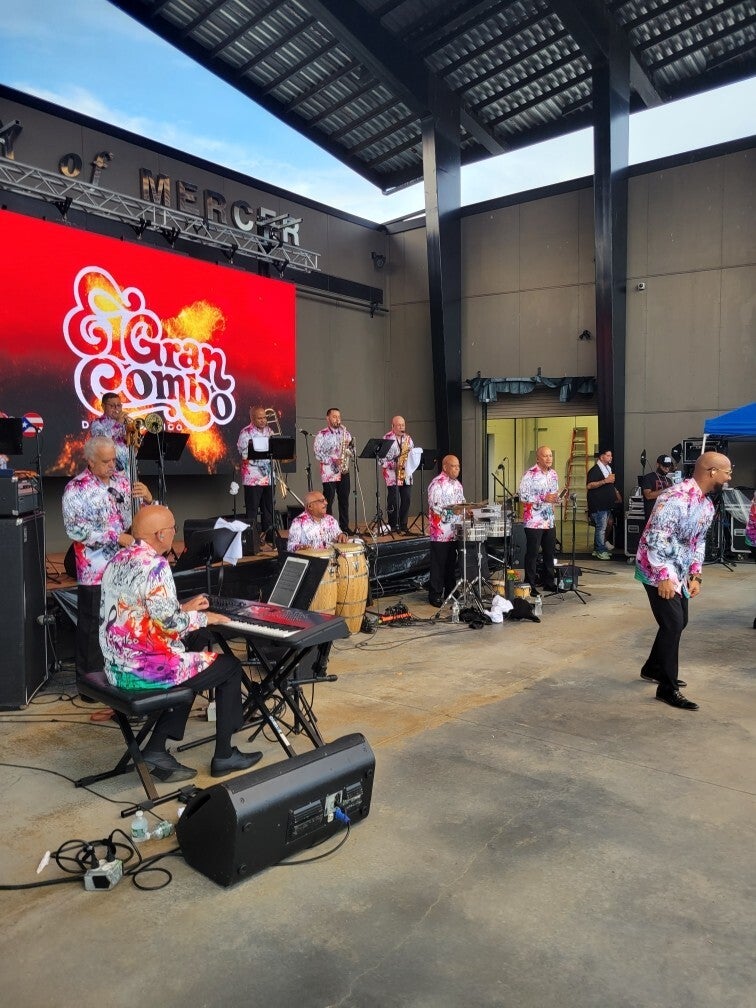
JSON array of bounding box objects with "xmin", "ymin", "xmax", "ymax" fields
[
  {"xmin": 0, "ymin": 511, "xmax": 48, "ymax": 709},
  {"xmin": 176, "ymin": 733, "xmax": 375, "ymax": 887}
]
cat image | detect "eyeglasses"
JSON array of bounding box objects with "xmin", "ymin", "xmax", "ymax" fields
[
  {"xmin": 310, "ymin": 498, "xmax": 327, "ymax": 505},
  {"xmin": 710, "ymin": 467, "xmax": 733, "ymax": 475}
]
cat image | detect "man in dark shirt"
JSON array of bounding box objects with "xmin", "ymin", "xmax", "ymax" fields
[
  {"xmin": 640, "ymin": 454, "xmax": 675, "ymax": 526},
  {"xmin": 586, "ymin": 447, "xmax": 622, "ymax": 560}
]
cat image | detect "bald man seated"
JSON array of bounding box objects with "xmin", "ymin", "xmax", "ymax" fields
[
  {"xmin": 287, "ymin": 490, "xmax": 348, "ymax": 552},
  {"xmin": 635, "ymin": 450, "xmax": 733, "ymax": 710},
  {"xmin": 99, "ymin": 505, "xmax": 262, "ymax": 781}
]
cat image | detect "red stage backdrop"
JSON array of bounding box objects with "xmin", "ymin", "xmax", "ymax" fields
[{"xmin": 0, "ymin": 209, "xmax": 296, "ymax": 475}]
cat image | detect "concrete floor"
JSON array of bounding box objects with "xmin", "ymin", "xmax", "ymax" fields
[{"xmin": 1, "ymin": 559, "xmax": 754, "ymax": 1008}]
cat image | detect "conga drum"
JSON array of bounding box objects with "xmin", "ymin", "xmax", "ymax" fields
[
  {"xmin": 297, "ymin": 547, "xmax": 338, "ymax": 615},
  {"xmin": 334, "ymin": 541, "xmax": 369, "ymax": 633}
]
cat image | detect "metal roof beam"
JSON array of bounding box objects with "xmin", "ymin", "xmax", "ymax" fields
[
  {"xmin": 549, "ymin": 0, "xmax": 662, "ymax": 106},
  {"xmin": 299, "ymin": 0, "xmax": 507, "ymax": 154}
]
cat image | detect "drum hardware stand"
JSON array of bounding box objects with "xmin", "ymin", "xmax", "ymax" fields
[
  {"xmin": 436, "ymin": 517, "xmax": 487, "ymax": 619},
  {"xmin": 546, "ymin": 495, "xmax": 589, "ymax": 604},
  {"xmin": 407, "ymin": 449, "xmax": 438, "ymax": 536},
  {"xmin": 704, "ymin": 493, "xmax": 736, "ymax": 571},
  {"xmin": 359, "ymin": 438, "xmax": 395, "ymax": 537}
]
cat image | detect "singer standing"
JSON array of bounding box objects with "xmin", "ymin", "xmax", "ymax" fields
[
  {"xmin": 381, "ymin": 415, "xmax": 414, "ymax": 533},
  {"xmin": 62, "ymin": 436, "xmax": 153, "ymax": 682},
  {"xmin": 518, "ymin": 446, "xmax": 559, "ymax": 596},
  {"xmin": 313, "ymin": 407, "xmax": 353, "ymax": 533},
  {"xmin": 237, "ymin": 406, "xmax": 276, "ymax": 551}
]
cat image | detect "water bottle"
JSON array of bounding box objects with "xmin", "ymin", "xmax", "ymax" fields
[
  {"xmin": 130, "ymin": 810, "xmax": 150, "ymax": 842},
  {"xmin": 534, "ymin": 595, "xmax": 542, "ymax": 618},
  {"xmin": 451, "ymin": 599, "xmax": 460, "ymax": 623},
  {"xmin": 150, "ymin": 820, "xmax": 174, "ymax": 840}
]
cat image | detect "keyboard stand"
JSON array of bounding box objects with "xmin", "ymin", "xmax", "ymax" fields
[{"xmin": 177, "ymin": 639, "xmax": 326, "ymax": 758}]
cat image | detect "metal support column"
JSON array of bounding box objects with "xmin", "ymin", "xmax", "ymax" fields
[
  {"xmin": 423, "ymin": 79, "xmax": 462, "ymax": 460},
  {"xmin": 592, "ymin": 49, "xmax": 630, "ymax": 483}
]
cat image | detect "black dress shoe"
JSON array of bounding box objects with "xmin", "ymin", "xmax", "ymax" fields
[
  {"xmin": 210, "ymin": 747, "xmax": 263, "ymax": 778},
  {"xmin": 640, "ymin": 670, "xmax": 687, "ymax": 688},
  {"xmin": 143, "ymin": 749, "xmax": 198, "ymax": 782},
  {"xmin": 655, "ymin": 688, "xmax": 698, "ymax": 710},
  {"xmin": 529, "ymin": 588, "xmax": 540, "ymax": 598}
]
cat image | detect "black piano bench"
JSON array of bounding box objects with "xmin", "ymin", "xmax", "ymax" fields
[{"xmin": 74, "ymin": 670, "xmax": 197, "ymax": 817}]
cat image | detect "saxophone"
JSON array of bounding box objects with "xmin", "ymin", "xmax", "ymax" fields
[
  {"xmin": 339, "ymin": 427, "xmax": 352, "ymax": 474},
  {"xmin": 396, "ymin": 435, "xmax": 410, "ymax": 484}
]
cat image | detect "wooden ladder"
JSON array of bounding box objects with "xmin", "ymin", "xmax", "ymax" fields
[{"xmin": 563, "ymin": 426, "xmax": 589, "ymax": 517}]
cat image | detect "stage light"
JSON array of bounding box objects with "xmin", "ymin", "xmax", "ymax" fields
[
  {"xmin": 371, "ymin": 251, "xmax": 386, "ymax": 270},
  {"xmin": 579, "ymin": 329, "xmax": 592, "ymax": 340}
]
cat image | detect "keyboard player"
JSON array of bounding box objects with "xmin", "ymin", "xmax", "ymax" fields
[{"xmin": 99, "ymin": 505, "xmax": 264, "ymax": 781}]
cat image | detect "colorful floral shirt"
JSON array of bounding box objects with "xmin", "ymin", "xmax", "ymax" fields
[
  {"xmin": 287, "ymin": 513, "xmax": 342, "ymax": 552},
  {"xmin": 62, "ymin": 468, "xmax": 132, "ymax": 585},
  {"xmin": 89, "ymin": 415, "xmax": 128, "ymax": 471},
  {"xmin": 313, "ymin": 425, "xmax": 352, "ymax": 484},
  {"xmin": 635, "ymin": 478, "xmax": 714, "ymax": 597},
  {"xmin": 237, "ymin": 423, "xmax": 275, "ymax": 486},
  {"xmin": 99, "ymin": 540, "xmax": 214, "ymax": 690},
  {"xmin": 380, "ymin": 431, "xmax": 414, "ymax": 487},
  {"xmin": 745, "ymin": 493, "xmax": 756, "ymax": 548},
  {"xmin": 427, "ymin": 472, "xmax": 464, "ymax": 543},
  {"xmin": 518, "ymin": 464, "xmax": 559, "ymax": 529}
]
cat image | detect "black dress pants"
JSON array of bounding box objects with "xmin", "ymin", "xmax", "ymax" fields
[
  {"xmin": 387, "ymin": 484, "xmax": 411, "ymax": 530},
  {"xmin": 244, "ymin": 484, "xmax": 274, "ymax": 541},
  {"xmin": 524, "ymin": 527, "xmax": 557, "ymax": 591},
  {"xmin": 429, "ymin": 541, "xmax": 458, "ymax": 601},
  {"xmin": 324, "ymin": 475, "xmax": 350, "ymax": 531},
  {"xmin": 151, "ymin": 631, "xmax": 244, "ymax": 751},
  {"xmin": 642, "ymin": 585, "xmax": 689, "ymax": 692}
]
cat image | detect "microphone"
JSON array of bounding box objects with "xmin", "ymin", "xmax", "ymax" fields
[
  {"xmin": 497, "ymin": 464, "xmax": 504, "ymax": 470},
  {"xmin": 299, "ymin": 429, "xmax": 310, "ymax": 436},
  {"xmin": 569, "ymin": 493, "xmax": 577, "ymax": 502}
]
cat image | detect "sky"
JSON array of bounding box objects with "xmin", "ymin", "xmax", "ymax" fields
[{"xmin": 1, "ymin": 0, "xmax": 755, "ymax": 223}]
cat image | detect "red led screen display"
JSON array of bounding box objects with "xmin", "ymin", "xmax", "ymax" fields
[{"xmin": 0, "ymin": 209, "xmax": 295, "ymax": 475}]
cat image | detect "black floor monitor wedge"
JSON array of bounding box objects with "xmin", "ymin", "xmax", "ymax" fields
[{"xmin": 176, "ymin": 734, "xmax": 375, "ymax": 887}]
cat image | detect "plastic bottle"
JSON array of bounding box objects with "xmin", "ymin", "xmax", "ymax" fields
[
  {"xmin": 130, "ymin": 810, "xmax": 150, "ymax": 842},
  {"xmin": 534, "ymin": 595, "xmax": 543, "ymax": 618},
  {"xmin": 451, "ymin": 599, "xmax": 460, "ymax": 623},
  {"xmin": 150, "ymin": 820, "xmax": 174, "ymax": 840}
]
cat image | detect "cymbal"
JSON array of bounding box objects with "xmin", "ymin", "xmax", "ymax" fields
[{"xmin": 449, "ymin": 499, "xmax": 487, "ymax": 512}]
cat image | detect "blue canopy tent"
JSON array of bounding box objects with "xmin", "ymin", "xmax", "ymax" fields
[{"xmin": 703, "ymin": 402, "xmax": 756, "ymax": 439}]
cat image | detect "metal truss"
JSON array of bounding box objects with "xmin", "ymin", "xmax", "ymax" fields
[{"xmin": 0, "ymin": 158, "xmax": 320, "ymax": 273}]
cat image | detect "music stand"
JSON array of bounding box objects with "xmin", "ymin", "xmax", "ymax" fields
[
  {"xmin": 172, "ymin": 526, "xmax": 237, "ymax": 594},
  {"xmin": 359, "ymin": 438, "xmax": 393, "ymax": 536},
  {"xmin": 0, "ymin": 417, "xmax": 24, "ymax": 457},
  {"xmin": 137, "ymin": 430, "xmax": 188, "ymax": 506},
  {"xmin": 407, "ymin": 449, "xmax": 438, "ymax": 535}
]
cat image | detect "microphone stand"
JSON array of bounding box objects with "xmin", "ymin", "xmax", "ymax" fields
[
  {"xmin": 548, "ymin": 496, "xmax": 590, "ymax": 604},
  {"xmin": 300, "ymin": 430, "xmax": 313, "ymax": 492},
  {"xmin": 351, "ymin": 443, "xmax": 360, "ymax": 534}
]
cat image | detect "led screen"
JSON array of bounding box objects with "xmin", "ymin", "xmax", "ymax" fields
[{"xmin": 0, "ymin": 209, "xmax": 296, "ymax": 475}]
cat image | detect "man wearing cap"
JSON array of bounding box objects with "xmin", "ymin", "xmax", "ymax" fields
[
  {"xmin": 640, "ymin": 455, "xmax": 676, "ymax": 527},
  {"xmin": 586, "ymin": 447, "xmax": 622, "ymax": 560}
]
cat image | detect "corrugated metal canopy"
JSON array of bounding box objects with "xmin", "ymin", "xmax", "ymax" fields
[{"xmin": 108, "ymin": 0, "xmax": 756, "ymax": 192}]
